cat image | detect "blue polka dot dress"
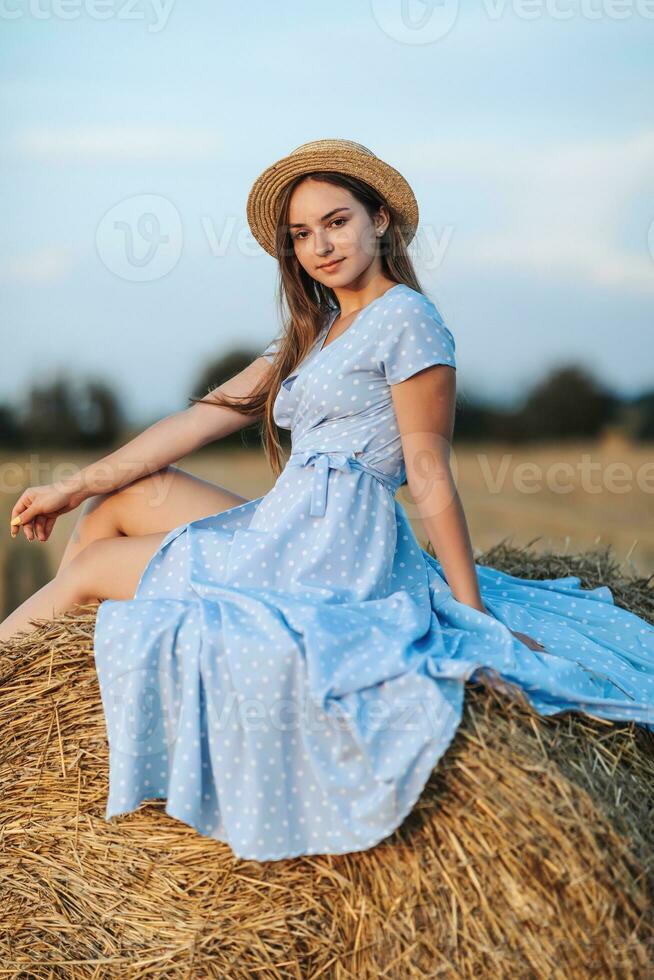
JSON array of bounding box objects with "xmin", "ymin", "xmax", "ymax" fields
[{"xmin": 93, "ymin": 282, "xmax": 654, "ymax": 862}]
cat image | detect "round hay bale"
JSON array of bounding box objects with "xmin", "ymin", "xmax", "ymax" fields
[{"xmin": 1, "ymin": 544, "xmax": 653, "ymax": 977}]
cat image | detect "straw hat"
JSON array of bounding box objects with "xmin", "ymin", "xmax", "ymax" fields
[{"xmin": 246, "ymin": 138, "xmax": 419, "ymax": 258}]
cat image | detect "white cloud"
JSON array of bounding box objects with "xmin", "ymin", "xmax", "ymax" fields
[
  {"xmin": 404, "ymin": 129, "xmax": 654, "ymax": 293},
  {"xmin": 12, "ymin": 125, "xmax": 223, "ymax": 162},
  {"xmin": 1, "ymin": 245, "xmax": 75, "ymax": 285}
]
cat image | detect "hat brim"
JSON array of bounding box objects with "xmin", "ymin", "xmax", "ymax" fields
[{"xmin": 246, "ymin": 142, "xmax": 419, "ymax": 259}]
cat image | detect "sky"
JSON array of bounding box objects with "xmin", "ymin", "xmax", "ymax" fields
[{"xmin": 1, "ymin": 0, "xmax": 653, "ymax": 425}]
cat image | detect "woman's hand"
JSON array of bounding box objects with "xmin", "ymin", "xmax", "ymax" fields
[
  {"xmin": 9, "ymin": 482, "xmax": 87, "ymax": 543},
  {"xmin": 480, "ymin": 606, "xmax": 549, "ymax": 653},
  {"xmin": 509, "ymin": 629, "xmax": 548, "ymax": 653}
]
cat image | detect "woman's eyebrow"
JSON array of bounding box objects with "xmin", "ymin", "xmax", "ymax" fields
[{"xmin": 288, "ymin": 207, "xmax": 352, "ymax": 229}]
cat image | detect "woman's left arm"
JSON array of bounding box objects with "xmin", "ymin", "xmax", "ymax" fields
[
  {"xmin": 384, "ymin": 304, "xmax": 548, "ymax": 653},
  {"xmin": 390, "ymin": 362, "xmax": 489, "ymax": 614}
]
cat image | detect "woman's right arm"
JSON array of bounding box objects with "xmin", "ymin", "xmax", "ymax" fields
[
  {"xmin": 10, "ymin": 356, "xmax": 273, "ymax": 539},
  {"xmin": 64, "ymin": 355, "xmax": 274, "ymax": 498}
]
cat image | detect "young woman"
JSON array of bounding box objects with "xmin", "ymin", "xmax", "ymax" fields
[{"xmin": 3, "ymin": 139, "xmax": 653, "ymax": 863}]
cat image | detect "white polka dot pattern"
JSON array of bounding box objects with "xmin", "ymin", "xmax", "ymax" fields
[
  {"xmin": 93, "ymin": 283, "xmax": 654, "ymax": 863},
  {"xmin": 377, "ymin": 301, "xmax": 455, "ymax": 385}
]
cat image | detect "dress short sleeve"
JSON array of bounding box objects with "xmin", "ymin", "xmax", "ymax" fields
[{"xmin": 377, "ymin": 294, "xmax": 456, "ymax": 385}]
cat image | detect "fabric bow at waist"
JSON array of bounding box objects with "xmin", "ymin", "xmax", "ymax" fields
[{"xmin": 286, "ymin": 450, "xmax": 403, "ymax": 518}]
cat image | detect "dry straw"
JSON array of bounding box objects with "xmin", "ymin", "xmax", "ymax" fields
[
  {"xmin": 246, "ymin": 138, "xmax": 420, "ymax": 258},
  {"xmin": 1, "ymin": 541, "xmax": 654, "ymax": 977}
]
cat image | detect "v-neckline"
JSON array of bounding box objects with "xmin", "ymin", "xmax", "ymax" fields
[{"xmin": 317, "ymin": 282, "xmax": 404, "ymax": 354}]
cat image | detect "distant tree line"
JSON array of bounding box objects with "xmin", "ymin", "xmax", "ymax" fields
[
  {"xmin": 0, "ymin": 356, "xmax": 652, "ymax": 450},
  {"xmin": 455, "ymin": 365, "xmax": 654, "ymax": 443},
  {"xmin": 0, "ymin": 375, "xmax": 124, "ymax": 448}
]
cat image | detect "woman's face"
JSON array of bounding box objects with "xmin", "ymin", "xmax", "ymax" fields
[{"xmin": 287, "ymin": 179, "xmax": 389, "ymax": 288}]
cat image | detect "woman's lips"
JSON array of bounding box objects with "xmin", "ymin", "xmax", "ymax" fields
[{"xmin": 320, "ymin": 258, "xmax": 344, "ymax": 272}]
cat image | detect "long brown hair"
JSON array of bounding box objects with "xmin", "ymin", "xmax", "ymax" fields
[{"xmin": 188, "ymin": 171, "xmax": 424, "ymax": 479}]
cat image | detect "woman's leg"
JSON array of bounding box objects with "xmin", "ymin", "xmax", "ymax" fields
[
  {"xmin": 0, "ymin": 531, "xmax": 169, "ymax": 642},
  {"xmin": 1, "ymin": 464, "xmax": 252, "ymax": 642},
  {"xmin": 57, "ymin": 463, "xmax": 249, "ymax": 572}
]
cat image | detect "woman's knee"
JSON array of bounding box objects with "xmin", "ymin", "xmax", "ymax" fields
[
  {"xmin": 57, "ymin": 492, "xmax": 120, "ymax": 576},
  {"xmin": 66, "ymin": 467, "xmax": 176, "ymax": 548},
  {"xmin": 58, "ymin": 531, "xmax": 168, "ymax": 604},
  {"xmin": 58, "ymin": 539, "xmax": 107, "ymax": 603},
  {"xmin": 71, "ymin": 490, "xmax": 121, "ymax": 543},
  {"xmin": 98, "ymin": 465, "xmax": 178, "ymax": 535}
]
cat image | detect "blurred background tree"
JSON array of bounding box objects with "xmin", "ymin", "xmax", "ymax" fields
[
  {"xmin": 17, "ymin": 373, "xmax": 124, "ymax": 449},
  {"xmin": 455, "ymin": 363, "xmax": 621, "ymax": 444},
  {"xmin": 0, "ymin": 355, "xmax": 649, "ymax": 452},
  {"xmin": 0, "ymin": 403, "xmax": 21, "ymax": 448},
  {"xmin": 189, "ymin": 347, "xmax": 291, "ymax": 452},
  {"xmin": 618, "ymin": 389, "xmax": 654, "ymax": 441},
  {"xmin": 511, "ymin": 366, "xmax": 618, "ymax": 443}
]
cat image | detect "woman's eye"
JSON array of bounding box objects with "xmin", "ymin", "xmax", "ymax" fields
[{"xmin": 293, "ymin": 218, "xmax": 347, "ymax": 241}]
